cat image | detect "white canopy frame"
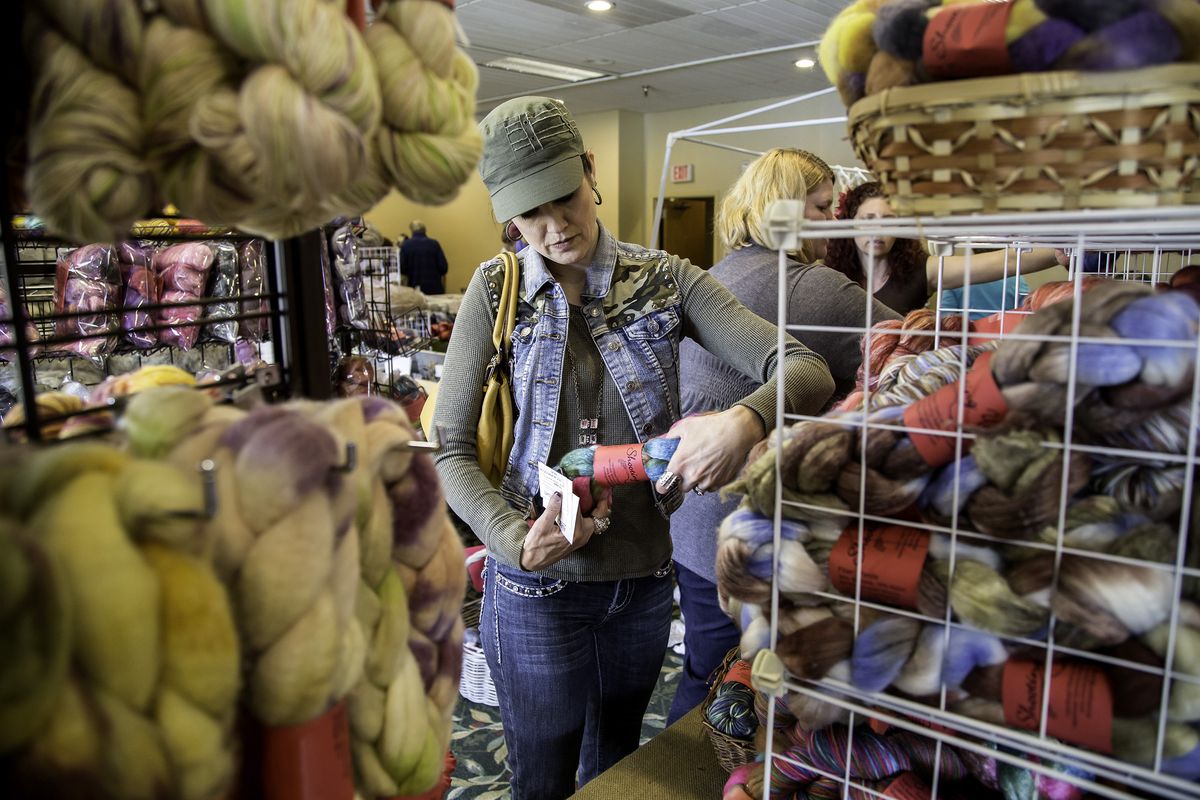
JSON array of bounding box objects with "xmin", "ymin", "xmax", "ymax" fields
[{"xmin": 649, "ymin": 86, "xmax": 873, "ymax": 249}]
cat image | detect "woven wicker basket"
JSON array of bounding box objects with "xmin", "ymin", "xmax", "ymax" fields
[
  {"xmin": 459, "ymin": 634, "xmax": 499, "ymax": 707},
  {"xmin": 700, "ymin": 648, "xmax": 758, "ymax": 773},
  {"xmin": 848, "ymin": 63, "xmax": 1200, "ymax": 216}
]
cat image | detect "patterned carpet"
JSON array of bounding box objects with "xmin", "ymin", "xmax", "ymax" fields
[{"xmin": 446, "ymin": 644, "xmax": 685, "ymax": 799}]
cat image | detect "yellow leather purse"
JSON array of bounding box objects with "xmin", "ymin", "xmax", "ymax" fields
[{"xmin": 422, "ymin": 251, "xmax": 518, "ymax": 487}]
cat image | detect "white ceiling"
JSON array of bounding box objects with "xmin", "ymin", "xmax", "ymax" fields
[{"xmin": 458, "ymin": 0, "xmax": 847, "ymax": 117}]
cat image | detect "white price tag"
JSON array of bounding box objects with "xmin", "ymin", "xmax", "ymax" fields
[
  {"xmin": 536, "ymin": 463, "xmax": 579, "ymax": 544},
  {"xmin": 434, "ymin": 363, "xmax": 444, "ymax": 379},
  {"xmin": 259, "ymin": 341, "xmax": 275, "ymax": 364}
]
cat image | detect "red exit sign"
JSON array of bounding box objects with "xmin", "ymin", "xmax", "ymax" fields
[{"xmin": 671, "ymin": 164, "xmax": 694, "ymax": 183}]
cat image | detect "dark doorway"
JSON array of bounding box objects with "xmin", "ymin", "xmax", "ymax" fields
[{"xmin": 657, "ymin": 196, "xmax": 715, "ymax": 269}]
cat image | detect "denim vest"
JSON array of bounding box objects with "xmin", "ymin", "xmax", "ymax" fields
[{"xmin": 481, "ymin": 227, "xmax": 683, "ymax": 518}]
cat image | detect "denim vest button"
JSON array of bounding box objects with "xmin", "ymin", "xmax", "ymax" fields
[
  {"xmin": 626, "ymin": 380, "xmax": 640, "ymax": 391},
  {"xmin": 589, "ymin": 308, "xmax": 600, "ymax": 317}
]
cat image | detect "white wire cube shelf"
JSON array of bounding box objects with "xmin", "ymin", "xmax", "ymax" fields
[{"xmin": 735, "ymin": 204, "xmax": 1200, "ymax": 800}]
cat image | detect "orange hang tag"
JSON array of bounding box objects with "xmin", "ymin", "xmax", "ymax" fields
[
  {"xmin": 903, "ymin": 352, "xmax": 1008, "ymax": 467},
  {"xmin": 828, "ymin": 525, "xmax": 930, "ymax": 610},
  {"xmin": 593, "ymin": 443, "xmax": 649, "ymax": 485},
  {"xmin": 723, "ymin": 659, "xmax": 754, "ymax": 690},
  {"xmin": 883, "ymin": 772, "xmax": 932, "ymax": 800},
  {"xmin": 263, "ymin": 701, "xmax": 355, "ymax": 800},
  {"xmin": 346, "ymin": 0, "xmax": 366, "ymax": 31},
  {"xmin": 923, "ymin": 1, "xmax": 1013, "ymax": 80},
  {"xmin": 1001, "ymin": 660, "xmax": 1114, "ymax": 755}
]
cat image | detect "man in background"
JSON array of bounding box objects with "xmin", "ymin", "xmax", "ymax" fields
[{"xmin": 400, "ymin": 220, "xmax": 449, "ymax": 294}]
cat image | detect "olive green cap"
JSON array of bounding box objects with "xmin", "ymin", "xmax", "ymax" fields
[{"xmin": 478, "ymin": 96, "xmax": 586, "ymax": 223}]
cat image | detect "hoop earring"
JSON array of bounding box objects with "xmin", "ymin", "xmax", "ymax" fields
[
  {"xmin": 592, "ymin": 186, "xmax": 603, "ymax": 206},
  {"xmin": 505, "ymin": 221, "xmax": 522, "ymax": 242}
]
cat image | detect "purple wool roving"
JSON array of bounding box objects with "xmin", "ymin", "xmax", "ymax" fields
[
  {"xmin": 1057, "ymin": 10, "xmax": 1183, "ymax": 71},
  {"xmin": 1009, "ymin": 18, "xmax": 1087, "ymax": 72},
  {"xmin": 873, "ymin": 0, "xmax": 934, "ymax": 62},
  {"xmin": 1035, "ymin": 0, "xmax": 1146, "ymax": 33}
]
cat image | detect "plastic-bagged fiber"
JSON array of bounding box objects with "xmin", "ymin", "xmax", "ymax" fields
[
  {"xmin": 238, "ymin": 240, "xmax": 269, "ymax": 342},
  {"xmin": 54, "ymin": 244, "xmax": 120, "ymax": 361},
  {"xmin": 0, "ymin": 283, "xmax": 40, "ymax": 361},
  {"xmin": 330, "ymin": 222, "xmax": 368, "ymax": 331},
  {"xmin": 152, "ymin": 242, "xmax": 214, "ymax": 351},
  {"xmin": 117, "ymin": 241, "xmax": 159, "ymax": 349},
  {"xmin": 206, "ymin": 242, "xmax": 240, "ymax": 344}
]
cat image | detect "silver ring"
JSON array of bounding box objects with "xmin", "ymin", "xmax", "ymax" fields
[
  {"xmin": 593, "ymin": 516, "xmax": 611, "ymax": 534},
  {"xmin": 659, "ymin": 470, "xmax": 682, "ymax": 492},
  {"xmin": 692, "ymin": 487, "xmax": 706, "ymax": 496}
]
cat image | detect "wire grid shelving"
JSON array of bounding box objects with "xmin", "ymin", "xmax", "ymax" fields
[{"xmin": 751, "ymin": 204, "xmax": 1200, "ymax": 800}]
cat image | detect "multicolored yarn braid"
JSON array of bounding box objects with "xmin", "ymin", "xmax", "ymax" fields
[
  {"xmin": 844, "ymin": 615, "xmax": 1200, "ymax": 772},
  {"xmin": 0, "ymin": 442, "xmax": 239, "ymax": 798},
  {"xmin": 119, "ymin": 388, "xmax": 464, "ymax": 797},
  {"xmin": 25, "ymin": 0, "xmax": 480, "ymax": 243},
  {"xmin": 737, "ymin": 283, "xmax": 1199, "ymax": 525},
  {"xmin": 739, "ymin": 722, "xmax": 985, "ymax": 800},
  {"xmin": 827, "ymin": 0, "xmax": 1200, "ymax": 105}
]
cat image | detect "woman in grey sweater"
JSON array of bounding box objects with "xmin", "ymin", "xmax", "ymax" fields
[
  {"xmin": 667, "ymin": 149, "xmax": 901, "ymax": 724},
  {"xmin": 432, "ymin": 99, "xmax": 834, "ymax": 800}
]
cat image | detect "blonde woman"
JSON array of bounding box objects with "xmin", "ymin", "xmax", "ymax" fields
[{"xmin": 669, "ymin": 149, "xmax": 901, "ymax": 723}]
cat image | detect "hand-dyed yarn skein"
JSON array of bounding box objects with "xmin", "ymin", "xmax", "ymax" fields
[
  {"xmin": 738, "ymin": 283, "xmax": 1200, "ymax": 523},
  {"xmin": 848, "ymin": 616, "xmax": 1200, "ymax": 774},
  {"xmin": 554, "ymin": 435, "xmax": 681, "ymax": 502},
  {"xmin": 0, "ymin": 442, "xmax": 240, "ymax": 799},
  {"xmin": 705, "ymin": 658, "xmax": 759, "ymax": 740}
]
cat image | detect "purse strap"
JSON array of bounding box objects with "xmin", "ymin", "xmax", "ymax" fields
[{"xmin": 492, "ymin": 250, "xmax": 520, "ymax": 361}]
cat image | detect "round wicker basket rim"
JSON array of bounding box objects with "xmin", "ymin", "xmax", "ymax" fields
[{"xmin": 848, "ymin": 63, "xmax": 1200, "ymax": 123}]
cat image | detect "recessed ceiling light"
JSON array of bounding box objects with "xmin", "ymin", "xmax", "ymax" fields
[
  {"xmin": 794, "ymin": 57, "xmax": 816, "ymax": 70},
  {"xmin": 484, "ymin": 56, "xmax": 607, "ymax": 82},
  {"xmin": 586, "ymin": 1, "xmax": 613, "ymax": 11}
]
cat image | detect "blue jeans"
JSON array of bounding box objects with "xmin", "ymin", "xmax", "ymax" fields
[
  {"xmin": 666, "ymin": 561, "xmax": 742, "ymax": 726},
  {"xmin": 480, "ymin": 557, "xmax": 674, "ymax": 800}
]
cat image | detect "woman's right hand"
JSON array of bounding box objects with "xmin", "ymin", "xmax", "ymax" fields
[{"xmin": 519, "ymin": 491, "xmax": 613, "ymax": 571}]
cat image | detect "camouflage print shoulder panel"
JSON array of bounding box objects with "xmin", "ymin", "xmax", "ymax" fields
[
  {"xmin": 478, "ymin": 255, "xmax": 513, "ymax": 319},
  {"xmin": 605, "ymin": 245, "xmax": 680, "ymax": 322}
]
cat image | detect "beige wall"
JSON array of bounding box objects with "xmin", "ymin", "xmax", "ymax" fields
[{"xmin": 364, "ymin": 91, "xmax": 862, "ymax": 288}]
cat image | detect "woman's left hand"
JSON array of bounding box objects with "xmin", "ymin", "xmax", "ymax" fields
[{"xmin": 655, "ymin": 406, "xmax": 766, "ymax": 497}]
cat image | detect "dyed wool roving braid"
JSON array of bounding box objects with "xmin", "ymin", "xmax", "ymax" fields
[
  {"xmin": 0, "ymin": 442, "xmax": 240, "ymax": 799},
  {"xmin": 337, "ymin": 0, "xmax": 484, "ymax": 211},
  {"xmin": 846, "ymin": 0, "xmax": 1200, "ymax": 101},
  {"xmin": 847, "ymin": 616, "xmax": 1200, "ymax": 773},
  {"xmin": 122, "ymin": 388, "xmax": 366, "ymax": 729},
  {"xmin": 142, "ymin": 0, "xmax": 382, "ymax": 239},
  {"xmin": 319, "ymin": 397, "xmax": 465, "ymax": 798},
  {"xmin": 25, "ymin": 1, "xmax": 481, "ymax": 243},
  {"xmin": 24, "ymin": 15, "xmax": 154, "ymax": 246},
  {"xmin": 742, "ymin": 283, "xmax": 1199, "ymax": 524}
]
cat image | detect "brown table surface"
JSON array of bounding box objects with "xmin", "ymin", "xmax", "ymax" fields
[{"xmin": 569, "ymin": 705, "xmax": 730, "ymax": 798}]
